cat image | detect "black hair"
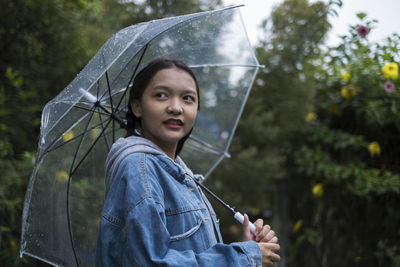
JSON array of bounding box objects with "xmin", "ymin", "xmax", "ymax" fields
[{"xmin": 125, "ymin": 57, "xmax": 200, "ymax": 157}]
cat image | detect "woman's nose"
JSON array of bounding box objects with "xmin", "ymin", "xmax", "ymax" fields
[{"xmin": 167, "ymin": 99, "xmax": 183, "ymax": 115}]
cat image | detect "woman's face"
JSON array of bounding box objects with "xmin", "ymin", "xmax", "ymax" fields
[{"xmin": 131, "ymin": 67, "xmax": 198, "ymax": 155}]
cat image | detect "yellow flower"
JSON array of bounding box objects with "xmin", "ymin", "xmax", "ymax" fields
[
  {"xmin": 381, "ymin": 62, "xmax": 398, "ymax": 79},
  {"xmin": 341, "ymin": 88, "xmax": 350, "ymax": 99},
  {"xmin": 354, "ymin": 256, "xmax": 361, "ymax": 263},
  {"xmin": 63, "ymin": 130, "xmax": 74, "ymax": 142},
  {"xmin": 342, "ymin": 72, "xmax": 351, "ymax": 82},
  {"xmin": 305, "ymin": 112, "xmax": 317, "ymax": 123},
  {"xmin": 56, "ymin": 170, "xmax": 69, "ymax": 183},
  {"xmin": 368, "ymin": 141, "xmax": 381, "ymax": 157},
  {"xmin": 293, "ymin": 219, "xmax": 303, "ymax": 233},
  {"xmin": 341, "ymin": 86, "xmax": 357, "ymax": 99},
  {"xmin": 312, "ymin": 183, "xmax": 323, "ymax": 197}
]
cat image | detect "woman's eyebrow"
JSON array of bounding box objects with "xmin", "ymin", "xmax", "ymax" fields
[
  {"xmin": 182, "ymin": 89, "xmax": 197, "ymax": 95},
  {"xmin": 151, "ymin": 85, "xmax": 170, "ymax": 91}
]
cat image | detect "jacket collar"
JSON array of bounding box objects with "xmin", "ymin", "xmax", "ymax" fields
[{"xmin": 155, "ymin": 155, "xmax": 192, "ymax": 183}]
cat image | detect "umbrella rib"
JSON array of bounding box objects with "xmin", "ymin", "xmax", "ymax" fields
[
  {"xmin": 69, "ymin": 119, "xmax": 113, "ymax": 178},
  {"xmin": 225, "ymin": 63, "xmax": 260, "ymax": 151},
  {"xmin": 96, "ymin": 45, "xmax": 148, "ymax": 130},
  {"xmin": 105, "ymin": 71, "xmax": 114, "ymax": 112},
  {"xmin": 104, "ymin": 71, "xmax": 116, "ymax": 142},
  {"xmin": 42, "ymin": 110, "xmax": 95, "ymax": 157},
  {"xmin": 97, "ymin": 106, "xmax": 111, "ymax": 151},
  {"xmin": 46, "ymin": 118, "xmax": 113, "ymax": 153},
  {"xmin": 188, "ymin": 135, "xmax": 229, "ymax": 157},
  {"xmin": 112, "ymin": 116, "xmax": 115, "ymax": 143},
  {"xmin": 73, "ymin": 104, "xmax": 110, "ymax": 116},
  {"xmin": 95, "ymin": 81, "xmax": 114, "ymax": 146},
  {"xmin": 115, "ymin": 44, "xmax": 149, "ymax": 112},
  {"xmin": 97, "ymin": 43, "xmax": 145, "ymax": 104},
  {"xmin": 66, "ymin": 110, "xmax": 96, "ymax": 266}
]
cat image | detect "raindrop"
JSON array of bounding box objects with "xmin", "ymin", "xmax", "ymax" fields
[
  {"xmin": 256, "ymin": 78, "xmax": 265, "ymax": 86},
  {"xmin": 220, "ymin": 131, "xmax": 229, "ymax": 140},
  {"xmin": 230, "ymin": 90, "xmax": 238, "ymax": 97}
]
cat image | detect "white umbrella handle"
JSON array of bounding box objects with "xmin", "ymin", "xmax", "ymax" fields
[{"xmin": 234, "ymin": 212, "xmax": 256, "ymax": 234}]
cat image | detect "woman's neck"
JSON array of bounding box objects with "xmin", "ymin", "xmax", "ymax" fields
[{"xmin": 142, "ymin": 135, "xmax": 177, "ymax": 160}]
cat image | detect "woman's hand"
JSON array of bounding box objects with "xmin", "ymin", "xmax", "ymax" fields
[
  {"xmin": 242, "ymin": 214, "xmax": 280, "ymax": 266},
  {"xmin": 258, "ymin": 242, "xmax": 280, "ymax": 267},
  {"xmin": 242, "ymin": 214, "xmax": 278, "ymax": 243}
]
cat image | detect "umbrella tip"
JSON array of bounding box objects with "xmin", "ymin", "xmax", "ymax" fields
[
  {"xmin": 79, "ymin": 88, "xmax": 98, "ymax": 104},
  {"xmin": 224, "ymin": 152, "xmax": 231, "ymax": 159}
]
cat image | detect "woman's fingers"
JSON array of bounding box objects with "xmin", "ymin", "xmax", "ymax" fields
[
  {"xmin": 242, "ymin": 214, "xmax": 253, "ymax": 241},
  {"xmin": 258, "ymin": 242, "xmax": 281, "ymax": 266},
  {"xmin": 255, "ymin": 223, "xmax": 272, "ymax": 242},
  {"xmin": 254, "ymin": 218, "xmax": 264, "ymax": 233},
  {"xmin": 260, "ymin": 242, "xmax": 280, "ymax": 253},
  {"xmin": 260, "ymin": 229, "xmax": 275, "ymax": 242},
  {"xmin": 268, "ymin": 236, "xmax": 278, "ymax": 244},
  {"xmin": 243, "ymin": 216, "xmax": 278, "ymax": 244}
]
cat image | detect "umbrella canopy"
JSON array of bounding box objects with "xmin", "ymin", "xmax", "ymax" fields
[{"xmin": 20, "ymin": 5, "xmax": 261, "ymax": 267}]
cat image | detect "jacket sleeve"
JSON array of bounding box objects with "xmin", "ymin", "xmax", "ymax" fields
[{"xmin": 123, "ymin": 196, "xmax": 262, "ymax": 267}]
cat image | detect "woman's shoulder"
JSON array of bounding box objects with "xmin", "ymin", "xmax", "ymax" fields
[
  {"xmin": 102, "ymin": 153, "xmax": 166, "ymax": 222},
  {"xmin": 119, "ymin": 152, "xmax": 165, "ymax": 171},
  {"xmin": 117, "ymin": 152, "xmax": 166, "ymax": 191}
]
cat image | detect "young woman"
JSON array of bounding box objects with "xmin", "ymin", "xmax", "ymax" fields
[{"xmin": 96, "ymin": 58, "xmax": 280, "ymax": 266}]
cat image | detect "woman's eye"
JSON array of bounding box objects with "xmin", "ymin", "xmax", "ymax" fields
[
  {"xmin": 183, "ymin": 95, "xmax": 196, "ymax": 102},
  {"xmin": 155, "ymin": 92, "xmax": 167, "ymax": 98}
]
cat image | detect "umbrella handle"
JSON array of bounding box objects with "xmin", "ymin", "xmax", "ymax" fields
[{"xmin": 234, "ymin": 212, "xmax": 256, "ymax": 234}]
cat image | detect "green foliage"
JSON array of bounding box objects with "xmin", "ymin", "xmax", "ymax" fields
[
  {"xmin": 208, "ymin": 1, "xmax": 400, "ymax": 266},
  {"xmin": 288, "ymin": 13, "xmax": 400, "ymax": 267},
  {"xmin": 0, "ymin": 152, "xmax": 35, "ymax": 266}
]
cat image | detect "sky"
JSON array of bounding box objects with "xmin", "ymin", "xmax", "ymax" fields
[{"xmin": 222, "ymin": 0, "xmax": 400, "ymax": 47}]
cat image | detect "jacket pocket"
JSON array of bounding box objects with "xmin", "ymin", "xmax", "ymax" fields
[{"xmin": 170, "ymin": 217, "xmax": 204, "ymax": 242}]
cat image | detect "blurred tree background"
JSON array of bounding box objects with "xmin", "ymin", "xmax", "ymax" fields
[
  {"xmin": 1, "ymin": 0, "xmax": 399, "ymax": 266},
  {"xmin": 207, "ymin": 0, "xmax": 400, "ymax": 266}
]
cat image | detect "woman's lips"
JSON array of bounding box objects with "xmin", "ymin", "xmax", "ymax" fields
[{"xmin": 163, "ymin": 119, "xmax": 183, "ymax": 129}]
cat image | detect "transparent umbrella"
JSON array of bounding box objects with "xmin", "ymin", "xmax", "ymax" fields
[{"xmin": 20, "ymin": 5, "xmax": 262, "ymax": 266}]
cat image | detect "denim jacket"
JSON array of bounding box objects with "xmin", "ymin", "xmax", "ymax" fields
[{"xmin": 96, "ymin": 137, "xmax": 262, "ymax": 266}]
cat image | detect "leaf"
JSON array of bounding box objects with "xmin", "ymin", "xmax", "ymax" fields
[{"xmin": 356, "ymin": 12, "xmax": 367, "ymax": 20}]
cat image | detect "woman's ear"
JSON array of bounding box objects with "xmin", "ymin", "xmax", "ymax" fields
[{"xmin": 131, "ymin": 100, "xmax": 142, "ymax": 118}]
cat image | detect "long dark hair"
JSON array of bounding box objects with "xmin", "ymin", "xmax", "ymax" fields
[{"xmin": 125, "ymin": 57, "xmax": 200, "ymax": 156}]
